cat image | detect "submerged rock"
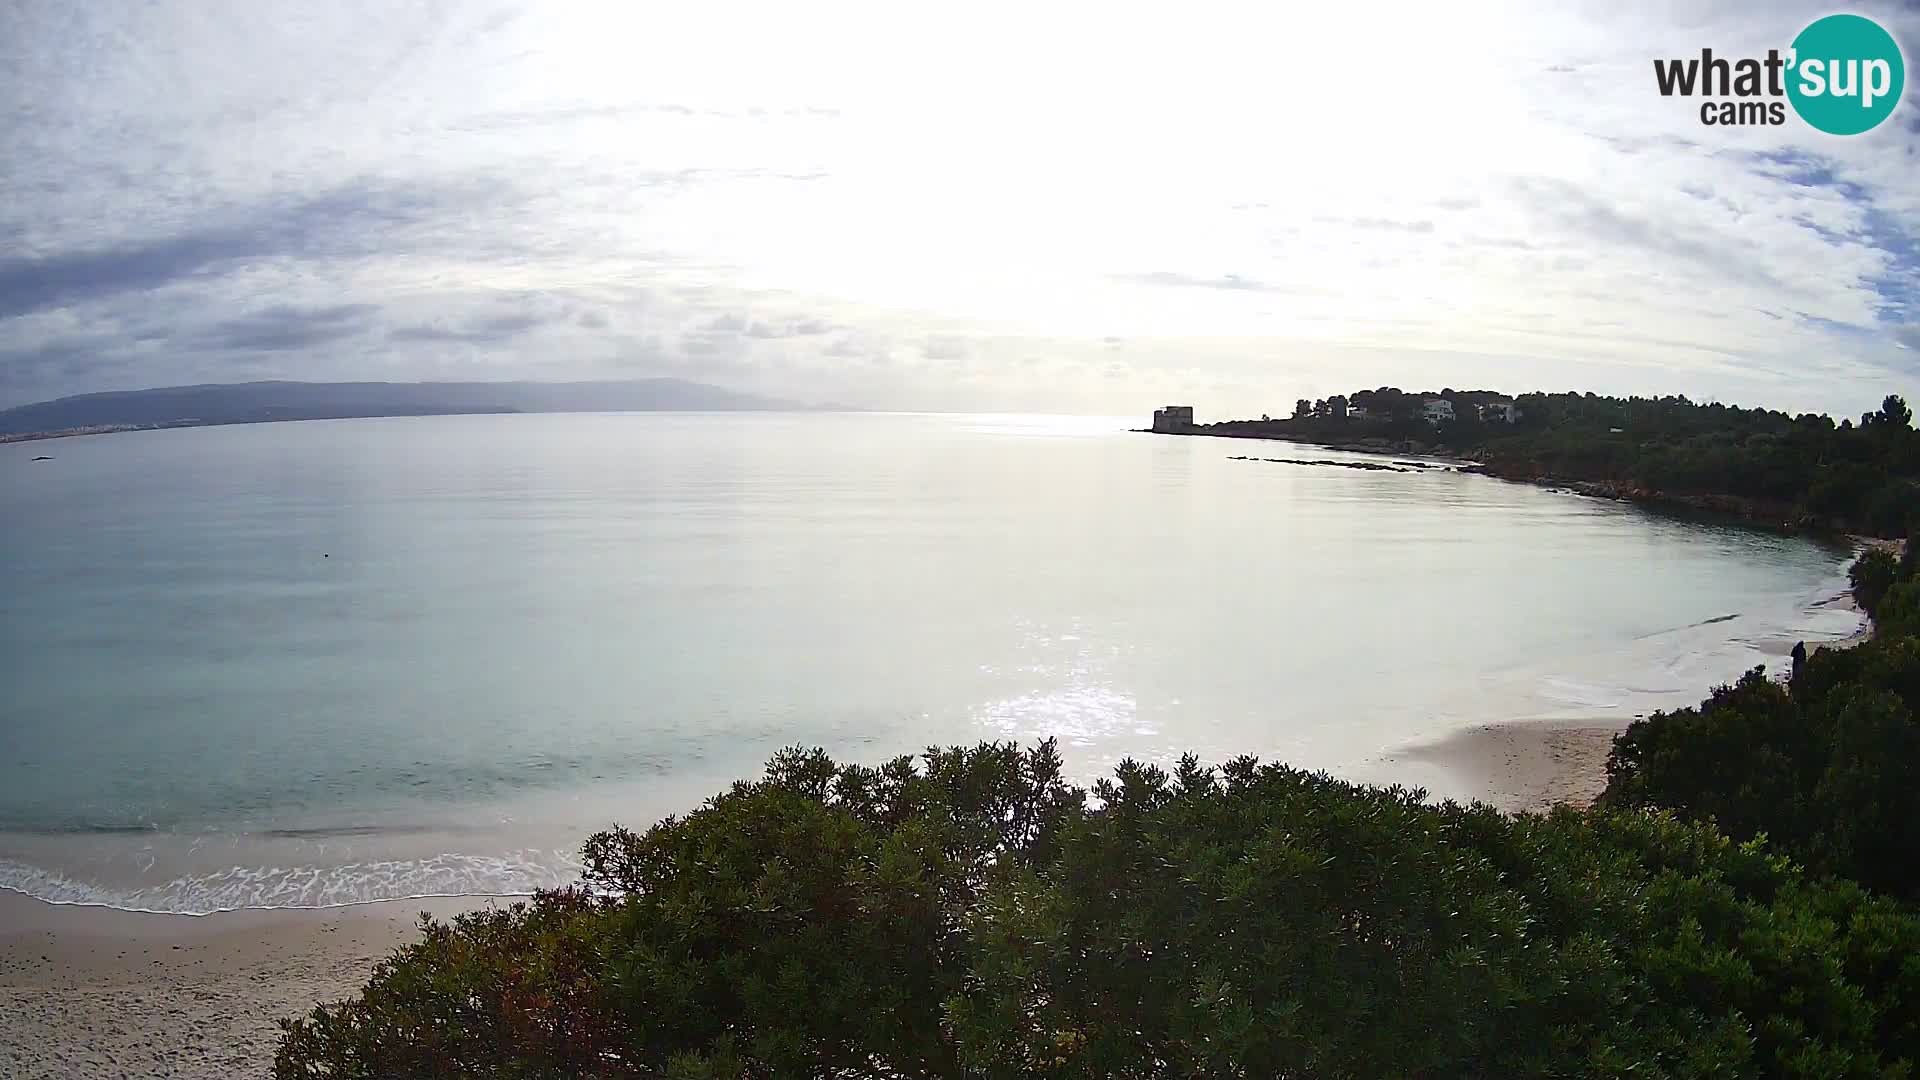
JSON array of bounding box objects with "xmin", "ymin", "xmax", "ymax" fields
[{"xmin": 1231, "ymin": 455, "xmax": 1413, "ymax": 473}]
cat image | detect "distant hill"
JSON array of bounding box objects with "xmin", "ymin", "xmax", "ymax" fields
[{"xmin": 0, "ymin": 379, "xmax": 815, "ymax": 439}]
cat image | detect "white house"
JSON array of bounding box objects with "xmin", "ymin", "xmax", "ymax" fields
[
  {"xmin": 1421, "ymin": 398, "xmax": 1455, "ymax": 424},
  {"xmin": 1478, "ymin": 401, "xmax": 1518, "ymax": 423}
]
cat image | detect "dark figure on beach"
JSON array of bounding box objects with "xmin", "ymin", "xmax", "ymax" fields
[{"xmin": 1791, "ymin": 640, "xmax": 1807, "ymax": 682}]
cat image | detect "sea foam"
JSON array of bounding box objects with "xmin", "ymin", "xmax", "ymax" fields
[{"xmin": 0, "ymin": 848, "xmax": 582, "ymax": 915}]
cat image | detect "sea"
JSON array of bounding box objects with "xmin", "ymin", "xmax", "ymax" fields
[{"xmin": 0, "ymin": 412, "xmax": 1867, "ymax": 913}]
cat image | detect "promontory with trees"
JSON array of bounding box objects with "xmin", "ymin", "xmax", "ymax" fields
[
  {"xmin": 1170, "ymin": 388, "xmax": 1918, "ymax": 538},
  {"xmin": 274, "ymin": 392, "xmax": 1920, "ymax": 1078}
]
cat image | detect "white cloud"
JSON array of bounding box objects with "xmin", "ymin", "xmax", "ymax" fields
[{"xmin": 0, "ymin": 0, "xmax": 1915, "ymax": 415}]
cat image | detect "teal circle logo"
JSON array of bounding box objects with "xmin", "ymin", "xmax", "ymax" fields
[{"xmin": 1787, "ymin": 14, "xmax": 1905, "ymax": 135}]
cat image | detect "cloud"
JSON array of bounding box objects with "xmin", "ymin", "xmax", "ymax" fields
[
  {"xmin": 2, "ymin": 2, "xmax": 1918, "ymax": 416},
  {"xmin": 0, "ymin": 224, "xmax": 266, "ymax": 321},
  {"xmin": 0, "ymin": 337, "xmax": 119, "ymax": 390},
  {"xmin": 0, "ymin": 179, "xmax": 505, "ymax": 322},
  {"xmin": 1345, "ymin": 217, "xmax": 1436, "ymax": 234},
  {"xmin": 1113, "ymin": 271, "xmax": 1292, "ymax": 293},
  {"xmin": 744, "ymin": 316, "xmax": 834, "ymax": 338},
  {"xmin": 922, "ymin": 336, "xmax": 969, "ymax": 361},
  {"xmin": 1506, "ymin": 175, "xmax": 1785, "ymax": 290},
  {"xmin": 202, "ymin": 304, "xmax": 380, "ymax": 352},
  {"xmin": 389, "ymin": 311, "xmax": 548, "ymax": 345}
]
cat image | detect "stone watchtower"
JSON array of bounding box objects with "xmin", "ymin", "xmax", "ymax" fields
[{"xmin": 1151, "ymin": 405, "xmax": 1195, "ymax": 433}]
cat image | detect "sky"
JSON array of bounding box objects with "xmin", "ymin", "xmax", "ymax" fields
[{"xmin": 1, "ymin": 1, "xmax": 1917, "ymax": 418}]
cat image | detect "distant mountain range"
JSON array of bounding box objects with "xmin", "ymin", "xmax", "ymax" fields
[{"xmin": 0, "ymin": 379, "xmax": 819, "ymax": 439}]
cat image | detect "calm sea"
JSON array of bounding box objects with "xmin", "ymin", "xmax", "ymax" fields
[{"xmin": 0, "ymin": 412, "xmax": 1864, "ymax": 912}]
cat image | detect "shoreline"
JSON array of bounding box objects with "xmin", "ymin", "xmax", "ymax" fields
[
  {"xmin": 2, "ymin": 533, "xmax": 1892, "ymax": 1073},
  {"xmin": 1141, "ymin": 427, "xmax": 1909, "ymax": 542},
  {"xmin": 0, "ymin": 889, "xmax": 494, "ymax": 1079},
  {"xmin": 1388, "ymin": 718, "xmax": 1628, "ymax": 815},
  {"xmin": 1135, "ymin": 425, "xmax": 1476, "ymax": 465},
  {"xmin": 1403, "ymin": 549, "xmax": 1881, "ymax": 816}
]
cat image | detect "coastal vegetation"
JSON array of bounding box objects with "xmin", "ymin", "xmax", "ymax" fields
[
  {"xmin": 1602, "ymin": 538, "xmax": 1920, "ymax": 900},
  {"xmin": 280, "ymin": 538, "xmax": 1920, "ymax": 1080},
  {"xmin": 1203, "ymin": 390, "xmax": 1918, "ymax": 536}
]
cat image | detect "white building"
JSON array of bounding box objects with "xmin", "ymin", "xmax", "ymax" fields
[
  {"xmin": 1478, "ymin": 401, "xmax": 1518, "ymax": 423},
  {"xmin": 1421, "ymin": 398, "xmax": 1455, "ymax": 424}
]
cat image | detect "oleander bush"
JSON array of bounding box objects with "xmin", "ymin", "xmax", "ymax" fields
[{"xmin": 278, "ymin": 739, "xmax": 1920, "ymax": 1078}]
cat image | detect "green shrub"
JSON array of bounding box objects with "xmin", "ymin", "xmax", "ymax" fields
[
  {"xmin": 279, "ymin": 744, "xmax": 1920, "ymax": 1078},
  {"xmin": 1603, "ymin": 549, "xmax": 1920, "ymax": 900},
  {"xmin": 1851, "ymin": 549, "xmax": 1901, "ymax": 616}
]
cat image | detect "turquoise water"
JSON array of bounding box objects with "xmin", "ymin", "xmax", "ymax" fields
[{"xmin": 0, "ymin": 412, "xmax": 1863, "ymax": 912}]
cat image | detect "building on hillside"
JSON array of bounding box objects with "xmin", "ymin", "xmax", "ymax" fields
[
  {"xmin": 1421, "ymin": 398, "xmax": 1455, "ymax": 424},
  {"xmin": 1348, "ymin": 405, "xmax": 1373, "ymax": 421},
  {"xmin": 1152, "ymin": 405, "xmax": 1195, "ymax": 432},
  {"xmin": 1478, "ymin": 401, "xmax": 1518, "ymax": 423}
]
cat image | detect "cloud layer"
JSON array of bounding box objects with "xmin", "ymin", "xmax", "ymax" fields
[{"xmin": 1, "ymin": 0, "xmax": 1916, "ymax": 416}]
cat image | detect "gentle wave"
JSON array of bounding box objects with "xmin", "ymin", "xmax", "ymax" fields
[
  {"xmin": 0, "ymin": 849, "xmax": 583, "ymax": 916},
  {"xmin": 259, "ymin": 824, "xmax": 446, "ymax": 839},
  {"xmin": 10, "ymin": 822, "xmax": 456, "ymax": 839}
]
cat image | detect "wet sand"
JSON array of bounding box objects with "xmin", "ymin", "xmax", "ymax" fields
[
  {"xmin": 1394, "ymin": 718, "xmax": 1627, "ymax": 814},
  {"xmin": 0, "ymin": 891, "xmax": 491, "ymax": 1079}
]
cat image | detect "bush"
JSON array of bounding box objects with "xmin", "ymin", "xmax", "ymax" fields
[
  {"xmin": 1851, "ymin": 549, "xmax": 1901, "ymax": 616},
  {"xmin": 1879, "ymin": 577, "xmax": 1920, "ymax": 639},
  {"xmin": 279, "ymin": 744, "xmax": 1920, "ymax": 1078},
  {"xmin": 276, "ymin": 742, "xmax": 1079, "ymax": 1078},
  {"xmin": 1601, "ymin": 549, "xmax": 1920, "ymax": 899}
]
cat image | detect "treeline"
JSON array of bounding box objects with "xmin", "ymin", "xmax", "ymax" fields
[
  {"xmin": 1249, "ymin": 390, "xmax": 1918, "ymax": 536},
  {"xmin": 280, "ymin": 545, "xmax": 1920, "ymax": 1079},
  {"xmin": 1603, "ymin": 538, "xmax": 1920, "ymax": 899}
]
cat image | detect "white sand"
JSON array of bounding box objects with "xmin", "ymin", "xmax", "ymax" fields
[{"xmin": 0, "ymin": 891, "xmax": 492, "ymax": 1079}]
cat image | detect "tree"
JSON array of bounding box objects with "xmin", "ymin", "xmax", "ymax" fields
[
  {"xmin": 281, "ymin": 742, "xmax": 1920, "ymax": 1078},
  {"xmin": 1293, "ymin": 398, "xmax": 1312, "ymax": 419},
  {"xmin": 1852, "ymin": 549, "xmax": 1901, "ymax": 615},
  {"xmin": 1602, "ymin": 549, "xmax": 1920, "ymax": 898}
]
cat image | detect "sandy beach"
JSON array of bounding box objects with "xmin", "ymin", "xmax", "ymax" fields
[
  {"xmin": 1390, "ymin": 717, "xmax": 1628, "ymax": 814},
  {"xmin": 0, "ymin": 891, "xmax": 487, "ymax": 1080},
  {"xmin": 1397, "ymin": 548, "xmax": 1886, "ymax": 816}
]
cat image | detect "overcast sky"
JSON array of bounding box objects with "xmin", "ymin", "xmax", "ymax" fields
[{"xmin": 2, "ymin": 1, "xmax": 1916, "ymax": 417}]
